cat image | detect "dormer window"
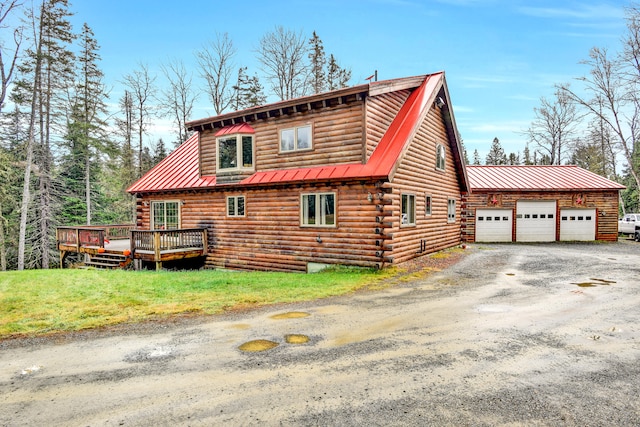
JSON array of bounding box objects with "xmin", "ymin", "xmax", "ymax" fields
[
  {"xmin": 280, "ymin": 124, "xmax": 312, "ymax": 152},
  {"xmin": 215, "ymin": 124, "xmax": 256, "ymax": 173}
]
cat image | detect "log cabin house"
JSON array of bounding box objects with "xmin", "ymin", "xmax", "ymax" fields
[{"xmin": 125, "ymin": 72, "xmax": 469, "ymax": 271}]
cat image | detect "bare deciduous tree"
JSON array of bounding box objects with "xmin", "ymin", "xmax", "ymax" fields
[
  {"xmin": 0, "ymin": 0, "xmax": 23, "ymax": 113},
  {"xmin": 161, "ymin": 58, "xmax": 196, "ymax": 145},
  {"xmin": 196, "ymin": 32, "xmax": 235, "ymax": 115},
  {"xmin": 525, "ymin": 88, "xmax": 580, "ymax": 165},
  {"xmin": 257, "ymin": 26, "xmax": 308, "ymax": 100},
  {"xmin": 122, "ymin": 63, "xmax": 156, "ymax": 178}
]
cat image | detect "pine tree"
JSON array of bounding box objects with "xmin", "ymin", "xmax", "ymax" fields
[
  {"xmin": 308, "ymin": 31, "xmax": 326, "ymax": 94},
  {"xmin": 472, "ymin": 149, "xmax": 482, "ymax": 165},
  {"xmin": 485, "ymin": 137, "xmax": 507, "ymax": 165},
  {"xmin": 61, "ymin": 23, "xmax": 109, "ymax": 226},
  {"xmin": 326, "ymin": 54, "xmax": 351, "ymax": 91},
  {"xmin": 232, "ymin": 67, "xmax": 266, "ymax": 111}
]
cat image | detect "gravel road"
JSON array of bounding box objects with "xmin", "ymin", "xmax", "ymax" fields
[{"xmin": 1, "ymin": 241, "xmax": 640, "ymax": 426}]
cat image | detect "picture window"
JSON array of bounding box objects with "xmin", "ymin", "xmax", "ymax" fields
[
  {"xmin": 281, "ymin": 125, "xmax": 312, "ymax": 152},
  {"xmin": 301, "ymin": 193, "xmax": 335, "ymax": 227}
]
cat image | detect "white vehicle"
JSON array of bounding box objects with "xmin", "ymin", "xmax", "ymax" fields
[{"xmin": 618, "ymin": 213, "xmax": 640, "ymax": 235}]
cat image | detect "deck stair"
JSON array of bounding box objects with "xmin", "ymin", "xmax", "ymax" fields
[{"xmin": 84, "ymin": 253, "xmax": 130, "ymax": 269}]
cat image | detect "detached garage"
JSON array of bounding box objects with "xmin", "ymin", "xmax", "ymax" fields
[{"xmin": 463, "ymin": 165, "xmax": 625, "ymax": 243}]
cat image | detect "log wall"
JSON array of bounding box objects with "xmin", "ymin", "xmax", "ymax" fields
[
  {"xmin": 365, "ymin": 89, "xmax": 411, "ymax": 159},
  {"xmin": 136, "ymin": 182, "xmax": 384, "ymax": 272},
  {"xmin": 385, "ymin": 103, "xmax": 464, "ymax": 264},
  {"xmin": 199, "ymin": 102, "xmax": 366, "ymax": 176},
  {"xmin": 463, "ymin": 190, "xmax": 620, "ymax": 242}
]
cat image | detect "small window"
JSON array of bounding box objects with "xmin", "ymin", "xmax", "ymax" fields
[
  {"xmin": 436, "ymin": 144, "xmax": 446, "ymax": 170},
  {"xmin": 586, "ymin": 216, "xmax": 592, "ymax": 221},
  {"xmin": 301, "ymin": 193, "xmax": 335, "ymax": 227},
  {"xmin": 401, "ymin": 194, "xmax": 416, "ymax": 226},
  {"xmin": 217, "ymin": 134, "xmax": 254, "ymax": 172},
  {"xmin": 548, "ymin": 214, "xmax": 554, "ymax": 219},
  {"xmin": 281, "ymin": 125, "xmax": 312, "ymax": 152},
  {"xmin": 541, "ymin": 214, "xmax": 546, "ymax": 219},
  {"xmin": 227, "ymin": 195, "xmax": 245, "ymax": 217},
  {"xmin": 578, "ymin": 216, "xmax": 584, "ymax": 221},
  {"xmin": 425, "ymin": 195, "xmax": 432, "ymax": 216},
  {"xmin": 447, "ymin": 198, "xmax": 456, "ymax": 223},
  {"xmin": 478, "ymin": 216, "xmax": 484, "ymax": 221},
  {"xmin": 525, "ymin": 214, "xmax": 531, "ymax": 219},
  {"xmin": 532, "ymin": 214, "xmax": 538, "ymax": 219},
  {"xmin": 562, "ymin": 216, "xmax": 568, "ymax": 221},
  {"xmin": 503, "ymin": 216, "xmax": 509, "ymax": 221},
  {"xmin": 486, "ymin": 216, "xmax": 492, "ymax": 221}
]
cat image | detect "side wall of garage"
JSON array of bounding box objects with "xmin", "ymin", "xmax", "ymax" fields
[{"xmin": 462, "ymin": 190, "xmax": 619, "ymax": 243}]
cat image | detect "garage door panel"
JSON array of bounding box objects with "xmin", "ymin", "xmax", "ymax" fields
[
  {"xmin": 476, "ymin": 209, "xmax": 512, "ymax": 242},
  {"xmin": 560, "ymin": 209, "xmax": 596, "ymax": 241},
  {"xmin": 516, "ymin": 201, "xmax": 556, "ymax": 242}
]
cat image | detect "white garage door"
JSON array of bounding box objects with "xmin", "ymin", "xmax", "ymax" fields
[
  {"xmin": 560, "ymin": 209, "xmax": 596, "ymax": 241},
  {"xmin": 475, "ymin": 209, "xmax": 513, "ymax": 242},
  {"xmin": 516, "ymin": 200, "xmax": 556, "ymax": 242}
]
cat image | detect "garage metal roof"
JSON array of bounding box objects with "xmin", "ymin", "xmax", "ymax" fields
[{"xmin": 467, "ymin": 165, "xmax": 625, "ymax": 191}]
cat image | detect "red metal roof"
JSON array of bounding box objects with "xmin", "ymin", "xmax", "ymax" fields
[
  {"xmin": 215, "ymin": 123, "xmax": 255, "ymax": 136},
  {"xmin": 467, "ymin": 165, "xmax": 625, "ymax": 191},
  {"xmin": 241, "ymin": 73, "xmax": 442, "ymax": 186},
  {"xmin": 128, "ymin": 72, "xmax": 453, "ymax": 193},
  {"xmin": 127, "ymin": 133, "xmax": 216, "ymax": 193}
]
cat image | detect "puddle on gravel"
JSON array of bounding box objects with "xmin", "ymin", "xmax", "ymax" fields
[
  {"xmin": 505, "ymin": 273, "xmax": 516, "ymax": 276},
  {"xmin": 228, "ymin": 323, "xmax": 251, "ymax": 330},
  {"xmin": 238, "ymin": 339, "xmax": 279, "ymax": 352},
  {"xmin": 285, "ymin": 334, "xmax": 310, "ymax": 344},
  {"xmin": 270, "ymin": 311, "xmax": 310, "ymax": 320},
  {"xmin": 572, "ymin": 278, "xmax": 617, "ymax": 288}
]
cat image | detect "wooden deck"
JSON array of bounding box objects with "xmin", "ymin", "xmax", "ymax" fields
[{"xmin": 57, "ymin": 225, "xmax": 208, "ymax": 270}]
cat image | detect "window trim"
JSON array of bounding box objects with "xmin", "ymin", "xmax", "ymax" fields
[
  {"xmin": 401, "ymin": 193, "xmax": 417, "ymax": 227},
  {"xmin": 300, "ymin": 192, "xmax": 337, "ymax": 228},
  {"xmin": 150, "ymin": 200, "xmax": 181, "ymax": 230},
  {"xmin": 425, "ymin": 194, "xmax": 433, "ymax": 216},
  {"xmin": 447, "ymin": 198, "xmax": 456, "ymax": 223},
  {"xmin": 226, "ymin": 195, "xmax": 246, "ymax": 217},
  {"xmin": 436, "ymin": 143, "xmax": 446, "ymax": 171},
  {"xmin": 216, "ymin": 133, "xmax": 255, "ymax": 173},
  {"xmin": 280, "ymin": 124, "xmax": 313, "ymax": 153}
]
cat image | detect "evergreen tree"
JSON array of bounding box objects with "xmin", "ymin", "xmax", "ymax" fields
[
  {"xmin": 61, "ymin": 23, "xmax": 109, "ymax": 226},
  {"xmin": 308, "ymin": 31, "xmax": 326, "ymax": 94},
  {"xmin": 523, "ymin": 143, "xmax": 533, "ymax": 165},
  {"xmin": 232, "ymin": 66, "xmax": 266, "ymax": 111},
  {"xmin": 472, "ymin": 149, "xmax": 482, "ymax": 165},
  {"xmin": 153, "ymin": 138, "xmax": 167, "ymax": 164},
  {"xmin": 326, "ymin": 54, "xmax": 351, "ymax": 91},
  {"xmin": 485, "ymin": 137, "xmax": 507, "ymax": 165},
  {"xmin": 507, "ymin": 152, "xmax": 521, "ymax": 165}
]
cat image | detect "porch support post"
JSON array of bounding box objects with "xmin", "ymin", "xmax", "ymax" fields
[{"xmin": 154, "ymin": 231, "xmax": 162, "ymax": 271}]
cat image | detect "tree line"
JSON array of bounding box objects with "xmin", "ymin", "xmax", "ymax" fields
[
  {"xmin": 470, "ymin": 4, "xmax": 640, "ymax": 215},
  {"xmin": 0, "ymin": 0, "xmax": 352, "ymax": 270}
]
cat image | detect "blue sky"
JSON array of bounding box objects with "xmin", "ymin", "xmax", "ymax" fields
[{"xmin": 68, "ymin": 0, "xmax": 628, "ymax": 160}]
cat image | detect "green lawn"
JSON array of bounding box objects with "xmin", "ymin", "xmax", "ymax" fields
[{"xmin": 0, "ymin": 267, "xmax": 391, "ymax": 339}]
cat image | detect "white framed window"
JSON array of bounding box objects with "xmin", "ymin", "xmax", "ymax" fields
[
  {"xmin": 227, "ymin": 195, "xmax": 246, "ymax": 217},
  {"xmin": 280, "ymin": 124, "xmax": 312, "ymax": 152},
  {"xmin": 436, "ymin": 143, "xmax": 446, "ymax": 171},
  {"xmin": 151, "ymin": 200, "xmax": 180, "ymax": 230},
  {"xmin": 217, "ymin": 134, "xmax": 254, "ymax": 172},
  {"xmin": 447, "ymin": 198, "xmax": 456, "ymax": 223},
  {"xmin": 425, "ymin": 194, "xmax": 432, "ymax": 216},
  {"xmin": 301, "ymin": 192, "xmax": 336, "ymax": 227},
  {"xmin": 401, "ymin": 193, "xmax": 416, "ymax": 226}
]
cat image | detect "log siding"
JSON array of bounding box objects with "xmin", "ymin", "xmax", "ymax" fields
[
  {"xmin": 199, "ymin": 102, "xmax": 366, "ymax": 177},
  {"xmin": 463, "ymin": 190, "xmax": 620, "ymax": 242}
]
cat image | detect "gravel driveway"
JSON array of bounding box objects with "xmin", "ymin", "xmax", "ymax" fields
[{"xmin": 1, "ymin": 241, "xmax": 640, "ymax": 426}]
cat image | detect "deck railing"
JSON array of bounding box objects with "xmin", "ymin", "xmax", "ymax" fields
[
  {"xmin": 57, "ymin": 224, "xmax": 135, "ymax": 250},
  {"xmin": 130, "ymin": 228, "xmax": 207, "ymax": 253},
  {"xmin": 57, "ymin": 225, "xmax": 207, "ymax": 269}
]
